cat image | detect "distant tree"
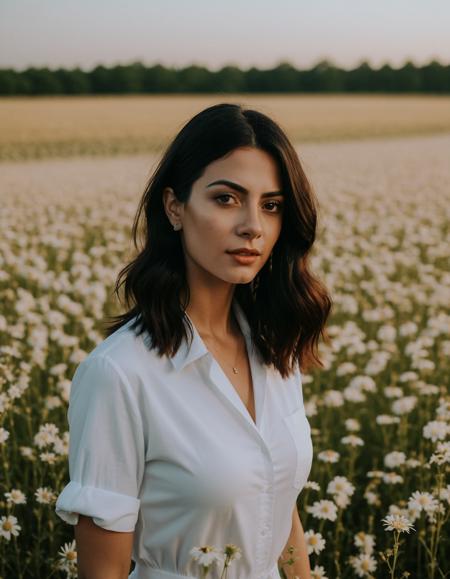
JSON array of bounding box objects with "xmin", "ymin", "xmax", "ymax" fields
[
  {"xmin": 111, "ymin": 62, "xmax": 145, "ymax": 93},
  {"xmin": 300, "ymin": 59, "xmax": 344, "ymax": 92},
  {"xmin": 213, "ymin": 65, "xmax": 246, "ymax": 92},
  {"xmin": 142, "ymin": 64, "xmax": 180, "ymax": 92},
  {"xmin": 54, "ymin": 67, "xmax": 91, "ymax": 94},
  {"xmin": 246, "ymin": 67, "xmax": 270, "ymax": 92},
  {"xmin": 21, "ymin": 67, "xmax": 63, "ymax": 94},
  {"xmin": 346, "ymin": 60, "xmax": 374, "ymax": 92},
  {"xmin": 317, "ymin": 60, "xmax": 345, "ymax": 92},
  {"xmin": 1, "ymin": 59, "xmax": 449, "ymax": 95},
  {"xmin": 90, "ymin": 65, "xmax": 116, "ymax": 93},
  {"xmin": 267, "ymin": 62, "xmax": 301, "ymax": 92},
  {"xmin": 395, "ymin": 60, "xmax": 421, "ymax": 92},
  {"xmin": 0, "ymin": 69, "xmax": 20, "ymax": 95},
  {"xmin": 420, "ymin": 59, "xmax": 450, "ymax": 93},
  {"xmin": 11, "ymin": 71, "xmax": 32, "ymax": 94},
  {"xmin": 373, "ymin": 63, "xmax": 397, "ymax": 93},
  {"xmin": 177, "ymin": 65, "xmax": 213, "ymax": 92}
]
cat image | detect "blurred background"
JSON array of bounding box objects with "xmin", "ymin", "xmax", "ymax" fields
[
  {"xmin": 1, "ymin": 0, "xmax": 450, "ymax": 159},
  {"xmin": 0, "ymin": 1, "xmax": 449, "ymax": 579}
]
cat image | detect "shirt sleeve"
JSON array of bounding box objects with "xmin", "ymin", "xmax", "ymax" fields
[{"xmin": 55, "ymin": 354, "xmax": 146, "ymax": 532}]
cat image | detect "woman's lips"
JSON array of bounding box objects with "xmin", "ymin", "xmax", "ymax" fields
[{"xmin": 227, "ymin": 253, "xmax": 259, "ymax": 265}]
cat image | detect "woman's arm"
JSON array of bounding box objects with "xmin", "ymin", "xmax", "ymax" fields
[
  {"xmin": 75, "ymin": 515, "xmax": 134, "ymax": 579},
  {"xmin": 278, "ymin": 506, "xmax": 312, "ymax": 579}
]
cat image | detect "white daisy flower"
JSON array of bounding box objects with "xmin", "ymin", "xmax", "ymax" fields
[
  {"xmin": 318, "ymin": 449, "xmax": 340, "ymax": 463},
  {"xmin": 0, "ymin": 515, "xmax": 22, "ymax": 541},
  {"xmin": 336, "ymin": 362, "xmax": 357, "ymax": 376},
  {"xmin": 408, "ymin": 491, "xmax": 440, "ymax": 514},
  {"xmin": 349, "ymin": 552, "xmax": 378, "ymax": 577},
  {"xmin": 382, "ymin": 472, "xmax": 404, "ymax": 484},
  {"xmin": 0, "ymin": 427, "xmax": 10, "ymax": 445},
  {"xmin": 189, "ymin": 545, "xmax": 224, "ymax": 568},
  {"xmin": 344, "ymin": 418, "xmax": 361, "ymax": 431},
  {"xmin": 327, "ymin": 475, "xmax": 355, "ymax": 497},
  {"xmin": 33, "ymin": 422, "xmax": 60, "ymax": 448},
  {"xmin": 392, "ymin": 396, "xmax": 417, "ymax": 415},
  {"xmin": 306, "ymin": 499, "xmax": 338, "ymax": 522},
  {"xmin": 383, "ymin": 386, "xmax": 403, "ymax": 399},
  {"xmin": 437, "ymin": 484, "xmax": 450, "ymax": 504},
  {"xmin": 430, "ymin": 450, "xmax": 450, "ymax": 465},
  {"xmin": 384, "ymin": 451, "xmax": 406, "ymax": 468},
  {"xmin": 366, "ymin": 470, "xmax": 385, "ymax": 479},
  {"xmin": 353, "ymin": 531, "xmax": 376, "ymax": 554},
  {"xmin": 334, "ymin": 492, "xmax": 352, "ymax": 509},
  {"xmin": 341, "ymin": 434, "xmax": 364, "ymax": 446},
  {"xmin": 364, "ymin": 490, "xmax": 380, "ymax": 506},
  {"xmin": 304, "ymin": 481, "xmax": 320, "ymax": 491},
  {"xmin": 4, "ymin": 489, "xmax": 27, "ymax": 506},
  {"xmin": 35, "ymin": 486, "xmax": 57, "ymax": 504},
  {"xmin": 381, "ymin": 513, "xmax": 415, "ymax": 534},
  {"xmin": 57, "ymin": 539, "xmax": 77, "ymax": 576},
  {"xmin": 423, "ymin": 420, "xmax": 449, "ymax": 442},
  {"xmin": 376, "ymin": 414, "xmax": 400, "ymax": 425},
  {"xmin": 304, "ymin": 530, "xmax": 326, "ymax": 555},
  {"xmin": 40, "ymin": 451, "xmax": 57, "ymax": 464},
  {"xmin": 323, "ymin": 390, "xmax": 345, "ymax": 407},
  {"xmin": 311, "ymin": 564, "xmax": 328, "ymax": 578}
]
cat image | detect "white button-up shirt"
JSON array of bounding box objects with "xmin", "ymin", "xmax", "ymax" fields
[{"xmin": 55, "ymin": 300, "xmax": 313, "ymax": 579}]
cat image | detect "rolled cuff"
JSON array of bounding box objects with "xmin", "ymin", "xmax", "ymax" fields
[{"xmin": 55, "ymin": 480, "xmax": 140, "ymax": 532}]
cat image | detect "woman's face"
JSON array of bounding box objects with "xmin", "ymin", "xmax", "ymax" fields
[{"xmin": 164, "ymin": 146, "xmax": 284, "ymax": 286}]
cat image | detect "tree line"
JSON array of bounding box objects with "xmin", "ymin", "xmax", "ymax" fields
[{"xmin": 1, "ymin": 59, "xmax": 449, "ymax": 95}]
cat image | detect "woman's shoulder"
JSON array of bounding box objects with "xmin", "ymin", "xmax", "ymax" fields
[{"xmin": 79, "ymin": 315, "xmax": 162, "ymax": 383}]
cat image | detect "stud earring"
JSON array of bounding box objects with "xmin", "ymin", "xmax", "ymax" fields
[{"xmin": 173, "ymin": 223, "xmax": 182, "ymax": 231}]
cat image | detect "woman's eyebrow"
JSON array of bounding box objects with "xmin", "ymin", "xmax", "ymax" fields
[{"xmin": 206, "ymin": 179, "xmax": 284, "ymax": 197}]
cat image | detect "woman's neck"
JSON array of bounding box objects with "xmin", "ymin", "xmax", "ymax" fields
[{"xmin": 184, "ymin": 288, "xmax": 238, "ymax": 340}]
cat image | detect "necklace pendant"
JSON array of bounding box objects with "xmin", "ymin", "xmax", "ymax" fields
[{"xmin": 232, "ymin": 367, "xmax": 238, "ymax": 374}]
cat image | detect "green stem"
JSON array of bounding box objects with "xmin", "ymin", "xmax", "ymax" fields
[
  {"xmin": 429, "ymin": 466, "xmax": 444, "ymax": 579},
  {"xmin": 390, "ymin": 531, "xmax": 400, "ymax": 579},
  {"xmin": 219, "ymin": 557, "xmax": 230, "ymax": 579},
  {"xmin": 12, "ymin": 532, "xmax": 24, "ymax": 579}
]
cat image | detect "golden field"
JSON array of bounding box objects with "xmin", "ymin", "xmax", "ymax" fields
[{"xmin": 1, "ymin": 94, "xmax": 450, "ymax": 160}]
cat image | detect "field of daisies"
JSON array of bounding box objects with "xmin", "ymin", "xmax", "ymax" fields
[{"xmin": 0, "ymin": 132, "xmax": 449, "ymax": 579}]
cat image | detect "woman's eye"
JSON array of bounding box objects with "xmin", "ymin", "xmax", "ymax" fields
[
  {"xmin": 214, "ymin": 195, "xmax": 283, "ymax": 212},
  {"xmin": 264, "ymin": 201, "xmax": 283, "ymax": 212},
  {"xmin": 214, "ymin": 194, "xmax": 235, "ymax": 204}
]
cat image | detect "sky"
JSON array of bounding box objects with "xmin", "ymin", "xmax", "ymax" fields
[{"xmin": 1, "ymin": 0, "xmax": 449, "ymax": 72}]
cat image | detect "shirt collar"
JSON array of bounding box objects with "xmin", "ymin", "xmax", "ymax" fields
[{"xmin": 170, "ymin": 300, "xmax": 251, "ymax": 372}]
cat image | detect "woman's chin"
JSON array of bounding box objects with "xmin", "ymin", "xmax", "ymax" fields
[{"xmin": 227, "ymin": 271, "xmax": 257, "ymax": 285}]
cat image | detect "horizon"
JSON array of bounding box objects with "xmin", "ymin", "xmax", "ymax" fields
[{"xmin": 3, "ymin": 57, "xmax": 447, "ymax": 74}]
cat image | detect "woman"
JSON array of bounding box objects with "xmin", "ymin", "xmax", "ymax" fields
[{"xmin": 55, "ymin": 103, "xmax": 332, "ymax": 579}]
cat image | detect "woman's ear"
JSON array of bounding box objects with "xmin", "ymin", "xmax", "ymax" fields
[{"xmin": 162, "ymin": 187, "xmax": 184, "ymax": 229}]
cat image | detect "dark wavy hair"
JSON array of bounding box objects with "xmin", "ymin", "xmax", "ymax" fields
[{"xmin": 104, "ymin": 102, "xmax": 332, "ymax": 377}]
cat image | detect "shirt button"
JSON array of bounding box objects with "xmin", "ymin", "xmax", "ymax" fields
[{"xmin": 260, "ymin": 525, "xmax": 270, "ymax": 536}]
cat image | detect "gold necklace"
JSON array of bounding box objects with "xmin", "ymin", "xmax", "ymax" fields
[
  {"xmin": 202, "ymin": 332, "xmax": 241, "ymax": 374},
  {"xmin": 231, "ymin": 314, "xmax": 241, "ymax": 374},
  {"xmin": 232, "ymin": 338, "xmax": 240, "ymax": 374}
]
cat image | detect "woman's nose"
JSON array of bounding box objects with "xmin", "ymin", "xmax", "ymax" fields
[{"xmin": 236, "ymin": 205, "xmax": 263, "ymax": 238}]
